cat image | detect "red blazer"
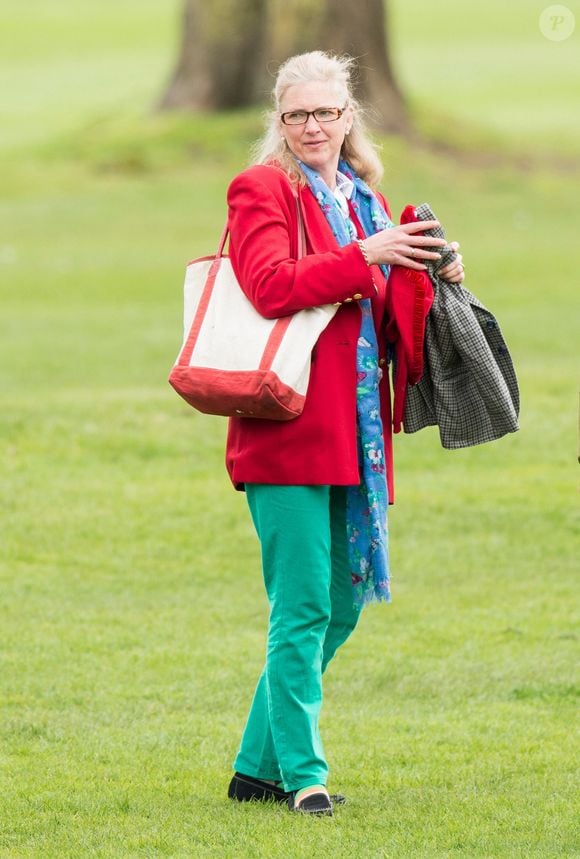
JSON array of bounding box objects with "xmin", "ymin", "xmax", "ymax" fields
[{"xmin": 224, "ymin": 164, "xmax": 396, "ymax": 501}]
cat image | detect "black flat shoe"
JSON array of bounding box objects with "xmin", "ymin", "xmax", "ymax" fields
[
  {"xmin": 228, "ymin": 772, "xmax": 347, "ymax": 806},
  {"xmin": 288, "ymin": 788, "xmax": 333, "ymax": 816},
  {"xmin": 228, "ymin": 772, "xmax": 287, "ymax": 803}
]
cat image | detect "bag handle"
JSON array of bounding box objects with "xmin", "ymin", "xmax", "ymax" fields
[
  {"xmin": 295, "ymin": 194, "xmax": 306, "ymax": 259},
  {"xmin": 217, "ymin": 186, "xmax": 306, "ymax": 260}
]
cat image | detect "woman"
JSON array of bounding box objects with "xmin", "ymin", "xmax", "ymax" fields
[{"xmin": 225, "ymin": 51, "xmax": 464, "ymax": 816}]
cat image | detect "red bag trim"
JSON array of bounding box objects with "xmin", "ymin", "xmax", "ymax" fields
[
  {"xmin": 177, "ymin": 256, "xmax": 222, "ymax": 366},
  {"xmin": 259, "ymin": 316, "xmax": 293, "ymax": 371},
  {"xmin": 168, "ymin": 366, "xmax": 306, "ymax": 421}
]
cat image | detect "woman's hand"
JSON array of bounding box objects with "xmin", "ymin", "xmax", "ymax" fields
[
  {"xmin": 438, "ymin": 241, "xmax": 465, "ymax": 283},
  {"xmin": 360, "ymin": 221, "xmax": 447, "ymax": 271}
]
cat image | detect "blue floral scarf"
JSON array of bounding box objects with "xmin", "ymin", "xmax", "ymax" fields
[{"xmin": 297, "ymin": 158, "xmax": 393, "ymax": 608}]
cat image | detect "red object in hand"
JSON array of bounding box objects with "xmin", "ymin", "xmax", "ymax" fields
[{"xmin": 385, "ymin": 206, "xmax": 434, "ymax": 433}]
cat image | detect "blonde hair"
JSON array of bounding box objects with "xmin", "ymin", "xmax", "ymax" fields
[{"xmin": 251, "ymin": 50, "xmax": 384, "ymax": 188}]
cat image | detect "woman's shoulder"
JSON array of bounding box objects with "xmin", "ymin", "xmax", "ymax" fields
[{"xmin": 228, "ymin": 162, "xmax": 296, "ymax": 195}]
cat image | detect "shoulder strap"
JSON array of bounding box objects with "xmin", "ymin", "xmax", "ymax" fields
[{"xmin": 295, "ymin": 193, "xmax": 307, "ymax": 258}]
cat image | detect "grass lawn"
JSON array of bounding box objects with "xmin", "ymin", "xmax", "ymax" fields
[{"xmin": 0, "ymin": 1, "xmax": 578, "ymax": 856}]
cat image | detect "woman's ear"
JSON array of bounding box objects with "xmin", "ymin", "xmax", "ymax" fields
[{"xmin": 345, "ymin": 105, "xmax": 354, "ymax": 136}]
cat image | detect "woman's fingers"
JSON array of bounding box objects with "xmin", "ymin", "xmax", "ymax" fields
[
  {"xmin": 411, "ymin": 247, "xmax": 444, "ymax": 260},
  {"xmin": 439, "ymin": 251, "xmax": 463, "ymax": 273},
  {"xmin": 397, "ymin": 225, "xmax": 446, "ymax": 244},
  {"xmin": 382, "ymin": 226, "xmax": 464, "ymax": 275},
  {"xmin": 439, "ymin": 251, "xmax": 465, "ymax": 282},
  {"xmin": 443, "ymin": 268, "xmax": 465, "ymax": 283},
  {"xmin": 407, "ymin": 235, "xmax": 447, "ymax": 247},
  {"xmin": 364, "ymin": 223, "xmax": 452, "ymax": 267},
  {"xmin": 401, "ymin": 220, "xmax": 440, "ymax": 233},
  {"xmin": 391, "ymin": 225, "xmax": 447, "ymax": 252}
]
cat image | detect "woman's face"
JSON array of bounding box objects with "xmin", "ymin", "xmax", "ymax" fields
[{"xmin": 279, "ymin": 80, "xmax": 353, "ymax": 186}]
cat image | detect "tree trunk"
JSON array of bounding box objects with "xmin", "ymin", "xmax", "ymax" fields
[
  {"xmin": 158, "ymin": 0, "xmax": 268, "ymax": 110},
  {"xmin": 317, "ymin": 0, "xmax": 409, "ymax": 133},
  {"xmin": 158, "ymin": 0, "xmax": 410, "ymax": 134}
]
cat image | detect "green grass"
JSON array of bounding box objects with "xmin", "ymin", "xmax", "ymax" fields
[
  {"xmin": 392, "ymin": 0, "xmax": 580, "ymax": 157},
  {"xmin": 0, "ymin": 1, "xmax": 579, "ymax": 856}
]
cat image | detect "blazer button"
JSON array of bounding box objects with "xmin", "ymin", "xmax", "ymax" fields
[
  {"xmin": 379, "ymin": 357, "xmax": 386, "ymax": 367},
  {"xmin": 353, "ymin": 293, "xmax": 363, "ymax": 300}
]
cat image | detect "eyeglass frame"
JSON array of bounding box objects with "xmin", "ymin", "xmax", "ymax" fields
[{"xmin": 280, "ymin": 105, "xmax": 348, "ymax": 126}]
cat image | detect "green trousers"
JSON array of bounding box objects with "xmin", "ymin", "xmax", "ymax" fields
[{"xmin": 233, "ymin": 484, "xmax": 361, "ymax": 793}]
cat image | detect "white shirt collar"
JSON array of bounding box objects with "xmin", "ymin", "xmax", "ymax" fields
[
  {"xmin": 333, "ymin": 170, "xmax": 355, "ymax": 219},
  {"xmin": 335, "ymin": 170, "xmax": 354, "ymax": 200}
]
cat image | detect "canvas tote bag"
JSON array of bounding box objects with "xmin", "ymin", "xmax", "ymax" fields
[{"xmin": 168, "ymin": 187, "xmax": 338, "ymax": 421}]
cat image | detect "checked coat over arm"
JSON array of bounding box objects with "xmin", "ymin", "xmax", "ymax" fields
[{"xmin": 400, "ymin": 203, "xmax": 520, "ymax": 448}]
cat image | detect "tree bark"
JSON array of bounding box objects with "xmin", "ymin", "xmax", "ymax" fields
[
  {"xmin": 158, "ymin": 0, "xmax": 268, "ymax": 110},
  {"xmin": 317, "ymin": 0, "xmax": 409, "ymax": 133},
  {"xmin": 158, "ymin": 0, "xmax": 410, "ymax": 134}
]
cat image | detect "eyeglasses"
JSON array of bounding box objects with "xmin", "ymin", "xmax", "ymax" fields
[{"xmin": 280, "ymin": 106, "xmax": 347, "ymax": 126}]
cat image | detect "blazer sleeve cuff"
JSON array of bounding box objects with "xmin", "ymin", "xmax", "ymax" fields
[{"xmin": 327, "ymin": 242, "xmax": 378, "ymax": 305}]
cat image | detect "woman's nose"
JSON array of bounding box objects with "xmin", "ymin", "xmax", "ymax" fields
[{"xmin": 304, "ymin": 113, "xmax": 321, "ymax": 131}]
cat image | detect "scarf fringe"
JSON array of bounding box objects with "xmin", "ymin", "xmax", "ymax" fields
[{"xmin": 355, "ymin": 584, "xmax": 392, "ymax": 611}]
